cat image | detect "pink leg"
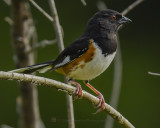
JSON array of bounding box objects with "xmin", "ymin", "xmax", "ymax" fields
[
  {"xmin": 68, "ymin": 80, "xmax": 83, "ymax": 100},
  {"xmin": 84, "ymin": 81, "xmax": 105, "ymax": 114}
]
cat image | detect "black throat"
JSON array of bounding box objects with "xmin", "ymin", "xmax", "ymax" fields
[{"xmin": 84, "ymin": 22, "xmax": 118, "ymax": 56}]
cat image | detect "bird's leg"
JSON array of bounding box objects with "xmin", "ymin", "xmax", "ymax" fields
[
  {"xmin": 68, "ymin": 79, "xmax": 83, "ymax": 100},
  {"xmin": 84, "ymin": 81, "xmax": 105, "ymax": 114}
]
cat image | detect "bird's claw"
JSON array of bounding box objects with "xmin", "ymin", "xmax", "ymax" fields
[
  {"xmin": 92, "ymin": 94, "xmax": 105, "ymax": 114},
  {"xmin": 68, "ymin": 80, "xmax": 83, "ymax": 101},
  {"xmin": 73, "ymin": 84, "xmax": 83, "ymax": 100}
]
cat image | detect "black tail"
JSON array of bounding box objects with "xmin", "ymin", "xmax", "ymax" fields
[{"xmin": 9, "ymin": 60, "xmax": 55, "ymax": 74}]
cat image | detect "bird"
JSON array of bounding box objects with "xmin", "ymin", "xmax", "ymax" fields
[{"xmin": 9, "ymin": 9, "xmax": 131, "ymax": 113}]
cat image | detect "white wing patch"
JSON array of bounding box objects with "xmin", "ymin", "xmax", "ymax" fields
[
  {"xmin": 55, "ymin": 56, "xmax": 71, "ymax": 68},
  {"xmin": 38, "ymin": 66, "xmax": 52, "ymax": 73}
]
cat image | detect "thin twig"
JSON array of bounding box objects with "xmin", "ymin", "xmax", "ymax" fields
[
  {"xmin": 37, "ymin": 39, "xmax": 57, "ymax": 47},
  {"xmin": 3, "ymin": 0, "xmax": 11, "ymax": 5},
  {"xmin": 81, "ymin": 0, "xmax": 87, "ymax": 6},
  {"xmin": 48, "ymin": 0, "xmax": 75, "ymax": 128},
  {"xmin": 28, "ymin": 39, "xmax": 57, "ymax": 53},
  {"xmin": 148, "ymin": 72, "xmax": 160, "ymax": 76},
  {"xmin": 97, "ymin": 1, "xmax": 107, "ymax": 10},
  {"xmin": 29, "ymin": 0, "xmax": 54, "ymax": 22},
  {"xmin": 0, "ymin": 124, "xmax": 13, "ymax": 128},
  {"xmin": 122, "ymin": 0, "xmax": 144, "ymax": 15},
  {"xmin": 49, "ymin": 0, "xmax": 64, "ymax": 51},
  {"xmin": 4, "ymin": 17, "xmax": 14, "ymax": 25},
  {"xmin": 0, "ymin": 71, "xmax": 135, "ymax": 128}
]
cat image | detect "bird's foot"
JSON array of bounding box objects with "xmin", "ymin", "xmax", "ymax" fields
[
  {"xmin": 93, "ymin": 93, "xmax": 105, "ymax": 114},
  {"xmin": 68, "ymin": 80, "xmax": 83, "ymax": 100},
  {"xmin": 84, "ymin": 81, "xmax": 105, "ymax": 114}
]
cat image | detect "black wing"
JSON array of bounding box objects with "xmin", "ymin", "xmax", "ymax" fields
[{"xmin": 52, "ymin": 36, "xmax": 90, "ymax": 69}]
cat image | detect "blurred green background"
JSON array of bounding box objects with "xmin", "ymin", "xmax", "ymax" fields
[{"xmin": 0, "ymin": 0, "xmax": 160, "ymax": 128}]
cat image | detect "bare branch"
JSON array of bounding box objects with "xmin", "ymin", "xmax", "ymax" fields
[
  {"xmin": 29, "ymin": 0, "xmax": 54, "ymax": 22},
  {"xmin": 66, "ymin": 94, "xmax": 75, "ymax": 128},
  {"xmin": 4, "ymin": 17, "xmax": 13, "ymax": 25},
  {"xmin": 97, "ymin": 1, "xmax": 107, "ymax": 10},
  {"xmin": 0, "ymin": 71, "xmax": 135, "ymax": 128},
  {"xmin": 148, "ymin": 72, "xmax": 160, "ymax": 76},
  {"xmin": 49, "ymin": 0, "xmax": 64, "ymax": 51},
  {"xmin": 81, "ymin": 0, "xmax": 87, "ymax": 6},
  {"xmin": 0, "ymin": 124, "xmax": 13, "ymax": 128},
  {"xmin": 3, "ymin": 0, "xmax": 11, "ymax": 5},
  {"xmin": 28, "ymin": 39, "xmax": 57, "ymax": 53},
  {"xmin": 48, "ymin": 0, "xmax": 75, "ymax": 128},
  {"xmin": 37, "ymin": 39, "xmax": 57, "ymax": 47},
  {"xmin": 11, "ymin": 1, "xmax": 43, "ymax": 128},
  {"xmin": 122, "ymin": 0, "xmax": 144, "ymax": 15}
]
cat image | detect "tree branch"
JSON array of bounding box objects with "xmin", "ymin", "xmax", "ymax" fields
[
  {"xmin": 80, "ymin": 0, "xmax": 87, "ymax": 6},
  {"xmin": 4, "ymin": 17, "xmax": 14, "ymax": 25},
  {"xmin": 48, "ymin": 0, "xmax": 75, "ymax": 128},
  {"xmin": 29, "ymin": 0, "xmax": 54, "ymax": 22},
  {"xmin": 148, "ymin": 72, "xmax": 160, "ymax": 76},
  {"xmin": 97, "ymin": 1, "xmax": 107, "ymax": 10},
  {"xmin": 0, "ymin": 71, "xmax": 134, "ymax": 128},
  {"xmin": 27, "ymin": 39, "xmax": 57, "ymax": 53},
  {"xmin": 121, "ymin": 0, "xmax": 144, "ymax": 16},
  {"xmin": 11, "ymin": 1, "xmax": 43, "ymax": 128},
  {"xmin": 3, "ymin": 0, "xmax": 11, "ymax": 6},
  {"xmin": 49, "ymin": 0, "xmax": 64, "ymax": 51}
]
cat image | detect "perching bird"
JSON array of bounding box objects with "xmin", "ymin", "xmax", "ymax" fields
[{"xmin": 9, "ymin": 9, "xmax": 131, "ymax": 113}]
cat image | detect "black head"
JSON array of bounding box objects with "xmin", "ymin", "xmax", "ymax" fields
[{"xmin": 85, "ymin": 9, "xmax": 131, "ymax": 35}]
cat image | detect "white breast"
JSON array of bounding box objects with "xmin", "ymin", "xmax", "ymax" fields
[{"xmin": 68, "ymin": 42, "xmax": 116, "ymax": 80}]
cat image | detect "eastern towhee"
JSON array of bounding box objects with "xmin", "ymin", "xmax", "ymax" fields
[{"xmin": 10, "ymin": 9, "xmax": 131, "ymax": 113}]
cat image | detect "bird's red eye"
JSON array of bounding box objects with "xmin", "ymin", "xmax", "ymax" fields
[{"xmin": 111, "ymin": 16, "xmax": 116, "ymax": 20}]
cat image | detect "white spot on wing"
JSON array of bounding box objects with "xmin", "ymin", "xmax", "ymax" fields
[
  {"xmin": 38, "ymin": 66, "xmax": 52, "ymax": 73},
  {"xmin": 55, "ymin": 56, "xmax": 70, "ymax": 68}
]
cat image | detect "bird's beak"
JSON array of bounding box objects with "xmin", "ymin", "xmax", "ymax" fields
[{"xmin": 118, "ymin": 16, "xmax": 132, "ymax": 24}]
